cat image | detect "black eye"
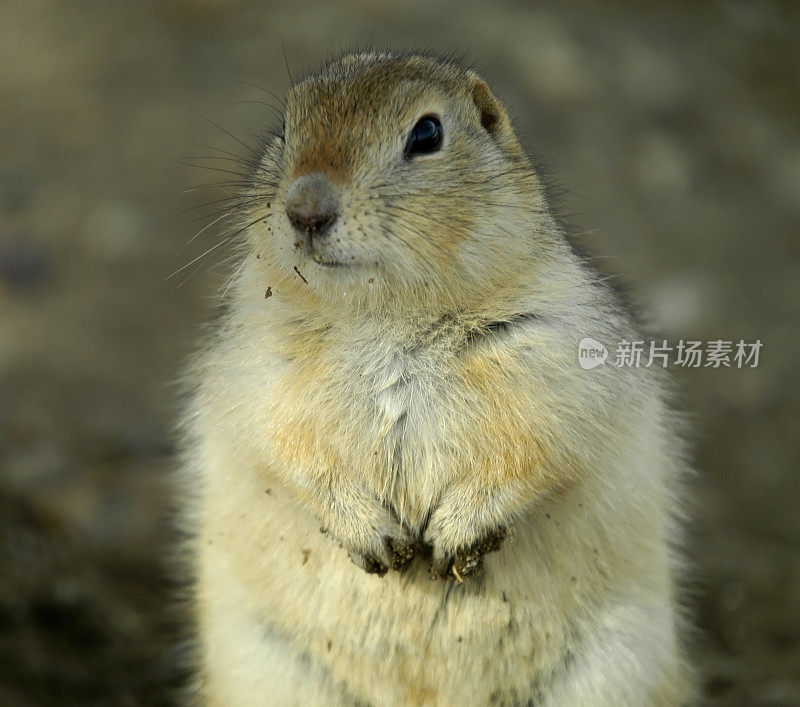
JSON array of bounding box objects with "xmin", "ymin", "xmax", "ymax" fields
[{"xmin": 404, "ymin": 115, "xmax": 443, "ymax": 158}]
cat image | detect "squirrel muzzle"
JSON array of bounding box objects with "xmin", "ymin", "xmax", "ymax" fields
[{"xmin": 285, "ymin": 172, "xmax": 340, "ymax": 240}]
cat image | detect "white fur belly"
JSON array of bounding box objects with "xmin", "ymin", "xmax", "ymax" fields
[
  {"xmin": 198, "ymin": 368, "xmax": 685, "ymax": 706},
  {"xmin": 370, "ymin": 353, "xmax": 450, "ymax": 531},
  {"xmin": 201, "ymin": 475, "xmax": 575, "ymax": 706},
  {"xmin": 375, "ymin": 354, "xmax": 411, "ymax": 425}
]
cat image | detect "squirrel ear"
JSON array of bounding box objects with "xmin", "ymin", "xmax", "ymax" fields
[
  {"xmin": 470, "ymin": 78, "xmax": 509, "ymax": 136},
  {"xmin": 468, "ymin": 75, "xmax": 526, "ymax": 161}
]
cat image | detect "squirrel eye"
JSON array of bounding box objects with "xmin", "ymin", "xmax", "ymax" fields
[{"xmin": 405, "ymin": 115, "xmax": 443, "ymax": 158}]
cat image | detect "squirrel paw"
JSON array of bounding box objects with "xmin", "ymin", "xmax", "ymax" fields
[
  {"xmin": 317, "ymin": 489, "xmax": 415, "ymax": 577},
  {"xmin": 428, "ymin": 526, "xmax": 508, "ymax": 582},
  {"xmin": 347, "ymin": 536, "xmax": 416, "ymax": 576}
]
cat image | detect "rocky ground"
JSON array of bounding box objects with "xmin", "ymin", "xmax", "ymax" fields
[{"xmin": 1, "ymin": 0, "xmax": 799, "ymax": 704}]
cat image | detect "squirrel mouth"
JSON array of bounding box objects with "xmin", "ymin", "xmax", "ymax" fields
[
  {"xmin": 309, "ymin": 246, "xmax": 348, "ymax": 268},
  {"xmin": 293, "ymin": 234, "xmax": 350, "ymax": 268},
  {"xmin": 312, "ymin": 255, "xmax": 345, "ymax": 268}
]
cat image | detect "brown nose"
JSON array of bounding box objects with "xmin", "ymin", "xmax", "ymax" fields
[{"xmin": 284, "ymin": 173, "xmax": 339, "ymax": 238}]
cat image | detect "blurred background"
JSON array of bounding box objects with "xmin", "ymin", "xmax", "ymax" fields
[{"xmin": 1, "ymin": 0, "xmax": 798, "ymax": 704}]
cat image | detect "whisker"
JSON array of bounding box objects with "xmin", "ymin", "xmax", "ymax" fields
[
  {"xmin": 231, "ymin": 79, "xmax": 287, "ymax": 109},
  {"xmin": 186, "ymin": 211, "xmax": 232, "ymax": 246},
  {"xmin": 175, "ymin": 260, "xmax": 206, "ymax": 289},
  {"xmin": 220, "ymin": 256, "xmax": 249, "ymax": 301},
  {"xmin": 167, "ymin": 238, "xmax": 231, "ymax": 281},
  {"xmin": 194, "ymin": 143, "xmax": 254, "ymax": 162},
  {"xmin": 185, "ymin": 104, "xmax": 260, "ymax": 158},
  {"xmin": 182, "ymin": 195, "xmax": 255, "ymax": 214},
  {"xmin": 178, "ymin": 162, "xmax": 251, "ymax": 179},
  {"xmin": 167, "ymin": 213, "xmax": 270, "ymax": 280}
]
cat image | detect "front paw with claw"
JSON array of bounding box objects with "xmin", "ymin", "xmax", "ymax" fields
[
  {"xmin": 315, "ymin": 486, "xmax": 416, "ymax": 577},
  {"xmin": 348, "ymin": 536, "xmax": 416, "ymax": 576},
  {"xmin": 428, "ymin": 526, "xmax": 508, "ymax": 582}
]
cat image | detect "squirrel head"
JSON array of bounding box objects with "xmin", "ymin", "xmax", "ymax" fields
[{"xmin": 246, "ymin": 52, "xmax": 557, "ymax": 316}]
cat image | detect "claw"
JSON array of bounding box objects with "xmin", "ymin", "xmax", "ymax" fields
[
  {"xmin": 431, "ymin": 526, "xmax": 508, "ymax": 582},
  {"xmin": 362, "ymin": 555, "xmax": 389, "ymax": 576},
  {"xmin": 386, "ymin": 537, "xmax": 415, "ymax": 571},
  {"xmin": 348, "ymin": 536, "xmax": 415, "ymax": 577}
]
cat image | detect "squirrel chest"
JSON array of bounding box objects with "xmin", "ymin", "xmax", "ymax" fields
[{"xmin": 261, "ymin": 321, "xmax": 538, "ymax": 530}]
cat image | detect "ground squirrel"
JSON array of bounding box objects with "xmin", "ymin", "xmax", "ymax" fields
[{"xmin": 178, "ymin": 51, "xmax": 695, "ymax": 705}]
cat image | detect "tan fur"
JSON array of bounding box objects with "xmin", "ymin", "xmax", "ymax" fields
[{"xmin": 178, "ymin": 52, "xmax": 696, "ymax": 705}]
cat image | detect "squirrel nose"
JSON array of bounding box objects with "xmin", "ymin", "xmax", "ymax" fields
[{"xmin": 284, "ymin": 173, "xmax": 339, "ymax": 238}]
